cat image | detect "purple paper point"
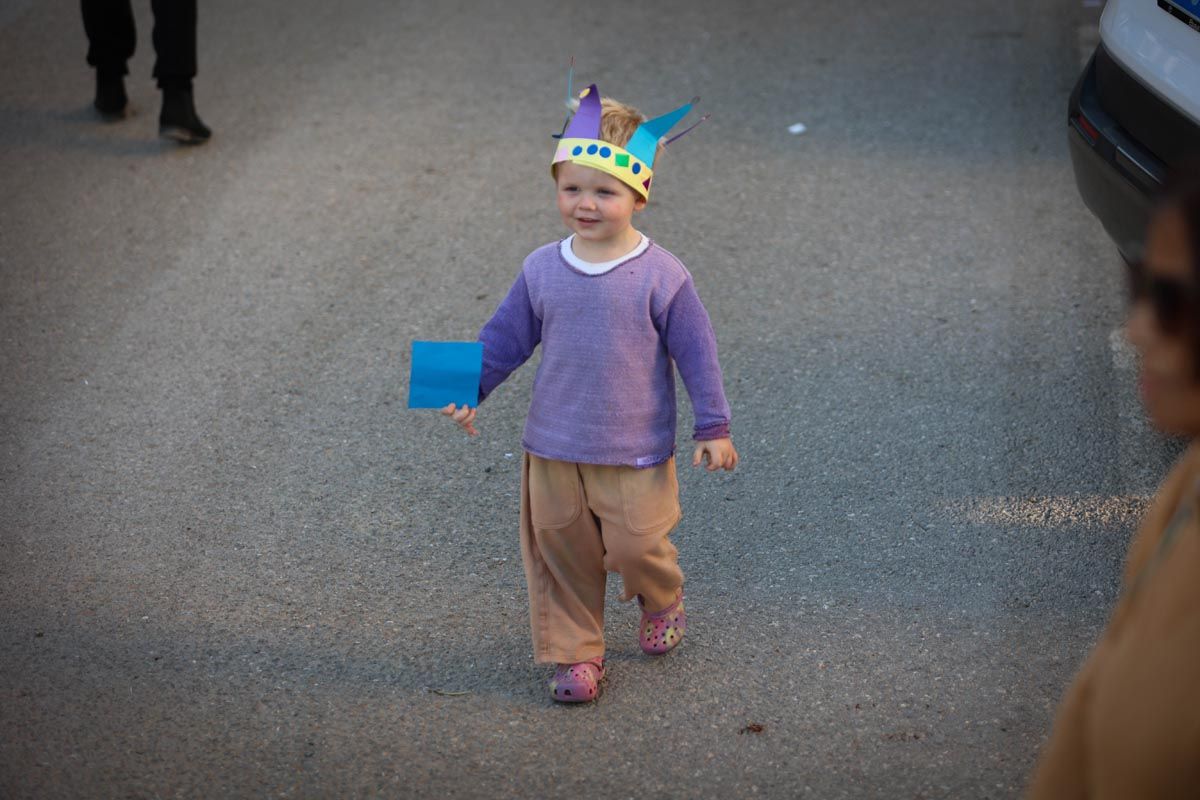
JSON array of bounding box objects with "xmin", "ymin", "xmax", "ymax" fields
[{"xmin": 562, "ymin": 84, "xmax": 602, "ymax": 141}]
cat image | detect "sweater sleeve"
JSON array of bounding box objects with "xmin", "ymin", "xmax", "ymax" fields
[
  {"xmin": 477, "ymin": 271, "xmax": 541, "ymax": 404},
  {"xmin": 656, "ymin": 276, "xmax": 732, "ymax": 440},
  {"xmin": 1024, "ymin": 647, "xmax": 1097, "ymax": 800}
]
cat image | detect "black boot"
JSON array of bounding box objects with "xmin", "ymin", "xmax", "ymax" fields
[
  {"xmin": 159, "ymin": 86, "xmax": 211, "ymax": 144},
  {"xmin": 94, "ymin": 70, "xmax": 128, "ymax": 118}
]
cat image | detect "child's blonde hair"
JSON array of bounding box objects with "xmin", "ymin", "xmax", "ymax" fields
[{"xmin": 598, "ymin": 97, "xmax": 646, "ymax": 149}]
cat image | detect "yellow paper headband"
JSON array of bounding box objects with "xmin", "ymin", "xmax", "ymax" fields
[{"xmin": 552, "ymin": 137, "xmax": 653, "ymax": 200}]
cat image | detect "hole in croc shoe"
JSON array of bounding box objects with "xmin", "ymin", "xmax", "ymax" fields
[{"xmin": 564, "ymin": 689, "xmax": 572, "ymax": 696}]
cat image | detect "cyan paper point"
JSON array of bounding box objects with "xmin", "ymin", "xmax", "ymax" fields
[{"xmin": 626, "ymin": 100, "xmax": 694, "ymax": 168}]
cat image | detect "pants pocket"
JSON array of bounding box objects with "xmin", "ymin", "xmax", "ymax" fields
[
  {"xmin": 618, "ymin": 458, "xmax": 681, "ymax": 535},
  {"xmin": 527, "ymin": 455, "xmax": 583, "ymax": 530}
]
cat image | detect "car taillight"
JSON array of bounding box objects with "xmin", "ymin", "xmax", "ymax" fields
[{"xmin": 1075, "ymin": 113, "xmax": 1100, "ymax": 144}]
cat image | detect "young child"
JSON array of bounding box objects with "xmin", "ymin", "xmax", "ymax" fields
[{"xmin": 442, "ymin": 81, "xmax": 737, "ymax": 703}]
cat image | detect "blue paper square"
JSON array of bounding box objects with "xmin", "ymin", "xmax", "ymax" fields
[{"xmin": 407, "ymin": 341, "xmax": 483, "ymax": 409}]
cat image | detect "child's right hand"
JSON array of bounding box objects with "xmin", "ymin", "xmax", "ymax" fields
[{"xmin": 441, "ymin": 403, "xmax": 479, "ymax": 437}]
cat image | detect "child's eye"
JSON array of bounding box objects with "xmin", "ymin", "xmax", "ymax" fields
[{"xmin": 598, "ymin": 189, "xmax": 614, "ymax": 196}]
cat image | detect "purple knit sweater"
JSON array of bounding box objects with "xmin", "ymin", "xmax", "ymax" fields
[{"xmin": 477, "ymin": 238, "xmax": 731, "ymax": 468}]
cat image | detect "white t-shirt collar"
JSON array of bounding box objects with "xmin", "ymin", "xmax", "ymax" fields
[{"xmin": 560, "ymin": 233, "xmax": 650, "ymax": 276}]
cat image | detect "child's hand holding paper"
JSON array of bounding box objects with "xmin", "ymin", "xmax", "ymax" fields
[{"xmin": 441, "ymin": 402, "xmax": 479, "ymax": 436}]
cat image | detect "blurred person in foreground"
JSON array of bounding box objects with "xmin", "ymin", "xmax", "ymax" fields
[{"xmin": 1027, "ymin": 177, "xmax": 1200, "ymax": 798}]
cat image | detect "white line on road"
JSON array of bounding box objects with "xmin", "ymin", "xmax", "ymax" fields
[{"xmin": 943, "ymin": 493, "xmax": 1150, "ymax": 528}]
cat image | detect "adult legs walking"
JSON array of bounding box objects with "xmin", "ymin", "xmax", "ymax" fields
[{"xmin": 80, "ymin": 0, "xmax": 210, "ymax": 141}]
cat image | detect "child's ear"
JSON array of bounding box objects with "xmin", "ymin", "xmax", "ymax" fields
[{"xmin": 634, "ymin": 196, "xmax": 648, "ymax": 212}]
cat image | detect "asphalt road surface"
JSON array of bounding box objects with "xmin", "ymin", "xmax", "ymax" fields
[{"xmin": 0, "ymin": 0, "xmax": 1184, "ymax": 798}]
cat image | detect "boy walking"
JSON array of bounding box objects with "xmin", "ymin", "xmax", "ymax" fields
[{"xmin": 443, "ymin": 81, "xmax": 736, "ymax": 702}]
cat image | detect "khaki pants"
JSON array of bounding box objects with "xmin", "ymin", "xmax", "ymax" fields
[{"xmin": 520, "ymin": 453, "xmax": 684, "ymax": 664}]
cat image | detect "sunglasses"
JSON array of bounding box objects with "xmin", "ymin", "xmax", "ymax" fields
[{"xmin": 1125, "ymin": 259, "xmax": 1200, "ymax": 335}]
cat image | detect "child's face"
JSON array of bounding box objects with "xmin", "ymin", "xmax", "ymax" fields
[{"xmin": 555, "ymin": 161, "xmax": 646, "ymax": 244}]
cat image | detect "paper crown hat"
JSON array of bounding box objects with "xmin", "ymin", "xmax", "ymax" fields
[{"xmin": 550, "ymin": 75, "xmax": 708, "ymax": 202}]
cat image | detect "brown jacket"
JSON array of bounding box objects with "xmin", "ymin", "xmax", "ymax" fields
[{"xmin": 1027, "ymin": 443, "xmax": 1200, "ymax": 799}]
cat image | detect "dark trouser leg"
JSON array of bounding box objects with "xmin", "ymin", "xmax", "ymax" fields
[
  {"xmin": 151, "ymin": 0, "xmax": 208, "ymax": 142},
  {"xmin": 82, "ymin": 0, "xmax": 137, "ymax": 76},
  {"xmin": 150, "ymin": 0, "xmax": 196, "ymax": 89}
]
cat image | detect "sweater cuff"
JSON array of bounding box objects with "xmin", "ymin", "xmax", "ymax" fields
[{"xmin": 693, "ymin": 422, "xmax": 730, "ymax": 441}]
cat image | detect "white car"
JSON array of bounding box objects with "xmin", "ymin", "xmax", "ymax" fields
[{"xmin": 1069, "ymin": 0, "xmax": 1200, "ymax": 258}]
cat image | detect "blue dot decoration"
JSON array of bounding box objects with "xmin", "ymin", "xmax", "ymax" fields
[
  {"xmin": 572, "ymin": 145, "xmax": 583, "ymax": 156},
  {"xmin": 599, "ymin": 146, "xmax": 611, "ymax": 158},
  {"xmin": 586, "ymin": 143, "xmax": 599, "ymax": 155},
  {"xmin": 631, "ymin": 162, "xmax": 642, "ymax": 175}
]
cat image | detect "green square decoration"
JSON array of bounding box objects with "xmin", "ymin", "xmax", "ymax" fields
[{"xmin": 615, "ymin": 153, "xmax": 630, "ymax": 167}]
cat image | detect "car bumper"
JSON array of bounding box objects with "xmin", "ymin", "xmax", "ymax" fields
[{"xmin": 1067, "ymin": 45, "xmax": 1171, "ymax": 259}]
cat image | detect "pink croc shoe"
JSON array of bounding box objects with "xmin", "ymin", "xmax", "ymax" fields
[
  {"xmin": 549, "ymin": 658, "xmax": 605, "ymax": 703},
  {"xmin": 638, "ymin": 592, "xmax": 686, "ymax": 655}
]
